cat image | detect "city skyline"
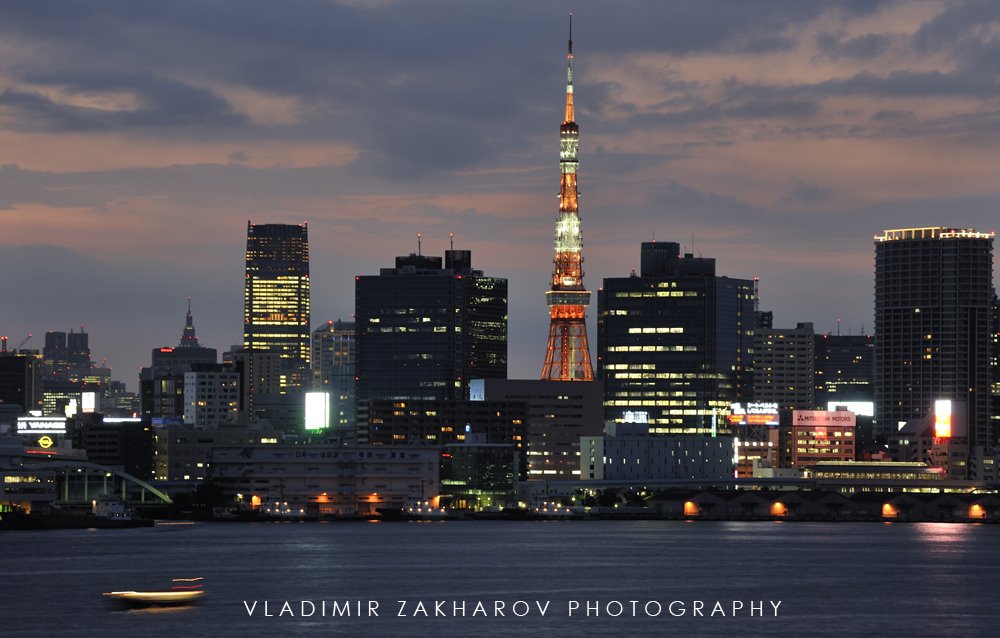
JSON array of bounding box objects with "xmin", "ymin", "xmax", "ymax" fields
[{"xmin": 2, "ymin": 1, "xmax": 999, "ymax": 388}]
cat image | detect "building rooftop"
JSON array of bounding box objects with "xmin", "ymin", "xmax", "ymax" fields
[{"xmin": 874, "ymin": 227, "xmax": 995, "ymax": 242}]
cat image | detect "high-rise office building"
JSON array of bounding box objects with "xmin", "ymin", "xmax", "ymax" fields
[
  {"xmin": 598, "ymin": 241, "xmax": 755, "ymax": 434},
  {"xmin": 67, "ymin": 329, "xmax": 91, "ymax": 370},
  {"xmin": 243, "ymin": 222, "xmax": 311, "ymax": 389},
  {"xmin": 140, "ymin": 301, "xmax": 217, "ymax": 420},
  {"xmin": 874, "ymin": 227, "xmax": 995, "ymax": 468},
  {"xmin": 312, "ymin": 320, "xmax": 356, "ymax": 429},
  {"xmin": 814, "ymin": 333, "xmax": 875, "ymax": 407},
  {"xmin": 42, "ymin": 331, "xmax": 69, "ymax": 376},
  {"xmin": 42, "ymin": 328, "xmax": 92, "ymax": 379},
  {"xmin": 355, "ymin": 249, "xmax": 507, "ymax": 407},
  {"xmin": 752, "ymin": 322, "xmax": 816, "ymax": 409},
  {"xmin": 541, "ymin": 17, "xmax": 594, "ymax": 382},
  {"xmin": 0, "ymin": 352, "xmax": 43, "ymax": 413}
]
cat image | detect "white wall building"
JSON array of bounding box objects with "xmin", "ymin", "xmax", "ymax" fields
[{"xmin": 183, "ymin": 368, "xmax": 239, "ymax": 427}]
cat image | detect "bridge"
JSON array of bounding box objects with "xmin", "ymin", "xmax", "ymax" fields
[{"xmin": 23, "ymin": 460, "xmax": 172, "ymax": 506}]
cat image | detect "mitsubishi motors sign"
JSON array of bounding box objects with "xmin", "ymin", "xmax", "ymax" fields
[{"xmin": 793, "ymin": 410, "xmax": 856, "ymax": 427}]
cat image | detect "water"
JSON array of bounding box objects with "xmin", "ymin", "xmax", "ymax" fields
[{"xmin": 3, "ymin": 520, "xmax": 998, "ymax": 637}]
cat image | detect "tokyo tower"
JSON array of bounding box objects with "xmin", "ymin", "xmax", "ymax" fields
[{"xmin": 540, "ymin": 15, "xmax": 594, "ymax": 381}]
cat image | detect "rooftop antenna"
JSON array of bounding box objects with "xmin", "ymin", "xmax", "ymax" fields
[
  {"xmin": 449, "ymin": 232, "xmax": 454, "ymax": 251},
  {"xmin": 417, "ymin": 233, "xmax": 422, "ymax": 256}
]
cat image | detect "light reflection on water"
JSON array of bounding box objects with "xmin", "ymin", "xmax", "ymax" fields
[{"xmin": 4, "ymin": 520, "xmax": 999, "ymax": 638}]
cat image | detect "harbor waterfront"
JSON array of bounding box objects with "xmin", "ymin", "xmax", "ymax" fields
[{"xmin": 6, "ymin": 520, "xmax": 1000, "ymax": 637}]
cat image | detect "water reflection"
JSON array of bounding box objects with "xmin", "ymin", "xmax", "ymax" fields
[
  {"xmin": 117, "ymin": 605, "xmax": 197, "ymax": 615},
  {"xmin": 911, "ymin": 522, "xmax": 971, "ymax": 543}
]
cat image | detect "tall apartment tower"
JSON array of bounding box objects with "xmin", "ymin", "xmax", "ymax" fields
[
  {"xmin": 752, "ymin": 321, "xmax": 816, "ymax": 409},
  {"xmin": 312, "ymin": 320, "xmax": 356, "ymax": 429},
  {"xmin": 355, "ymin": 249, "xmax": 507, "ymax": 407},
  {"xmin": 243, "ymin": 222, "xmax": 311, "ymax": 389},
  {"xmin": 874, "ymin": 227, "xmax": 995, "ymax": 457},
  {"xmin": 598, "ymin": 242, "xmax": 755, "ymax": 434},
  {"xmin": 541, "ymin": 17, "xmax": 594, "ymax": 382}
]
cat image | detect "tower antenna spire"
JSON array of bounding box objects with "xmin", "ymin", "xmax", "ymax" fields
[
  {"xmin": 417, "ymin": 233, "xmax": 422, "ymax": 256},
  {"xmin": 564, "ymin": 13, "xmax": 575, "ymax": 124},
  {"xmin": 568, "ymin": 12, "xmax": 573, "ymax": 55}
]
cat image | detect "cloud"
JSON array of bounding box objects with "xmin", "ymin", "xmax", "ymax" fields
[
  {"xmin": 1, "ymin": 0, "xmax": 998, "ymax": 383},
  {"xmin": 782, "ymin": 176, "xmax": 833, "ymax": 204},
  {"xmin": 816, "ymin": 32, "xmax": 894, "ymax": 59}
]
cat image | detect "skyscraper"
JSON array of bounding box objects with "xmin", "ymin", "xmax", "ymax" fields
[
  {"xmin": 752, "ymin": 321, "xmax": 816, "ymax": 409},
  {"xmin": 243, "ymin": 222, "xmax": 311, "ymax": 389},
  {"xmin": 355, "ymin": 249, "xmax": 507, "ymax": 407},
  {"xmin": 311, "ymin": 320, "xmax": 356, "ymax": 429},
  {"xmin": 598, "ymin": 242, "xmax": 755, "ymax": 434},
  {"xmin": 541, "ymin": 17, "xmax": 594, "ymax": 382},
  {"xmin": 874, "ymin": 227, "xmax": 995, "ymax": 466},
  {"xmin": 814, "ymin": 333, "xmax": 874, "ymax": 407},
  {"xmin": 140, "ymin": 300, "xmax": 217, "ymax": 419}
]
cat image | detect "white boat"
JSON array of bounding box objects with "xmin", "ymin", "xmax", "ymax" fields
[{"xmin": 104, "ymin": 577, "xmax": 204, "ymax": 607}]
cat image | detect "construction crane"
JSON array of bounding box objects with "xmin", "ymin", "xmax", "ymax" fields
[{"xmin": 0, "ymin": 333, "xmax": 31, "ymax": 353}]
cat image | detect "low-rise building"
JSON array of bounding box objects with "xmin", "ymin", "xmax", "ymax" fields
[
  {"xmin": 581, "ymin": 423, "xmax": 735, "ymax": 481},
  {"xmin": 210, "ymin": 443, "xmax": 440, "ymax": 516},
  {"xmin": 153, "ymin": 422, "xmax": 279, "ymax": 482},
  {"xmin": 470, "ymin": 378, "xmax": 603, "ymax": 480}
]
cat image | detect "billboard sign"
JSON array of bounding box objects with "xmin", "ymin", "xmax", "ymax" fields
[
  {"xmin": 934, "ymin": 399, "xmax": 952, "ymax": 438},
  {"xmin": 793, "ymin": 410, "xmax": 856, "ymax": 427},
  {"xmin": 728, "ymin": 402, "xmax": 779, "ymax": 426},
  {"xmin": 17, "ymin": 416, "xmax": 68, "ymax": 434},
  {"xmin": 827, "ymin": 401, "xmax": 874, "ymax": 417},
  {"xmin": 305, "ymin": 392, "xmax": 330, "ymax": 430}
]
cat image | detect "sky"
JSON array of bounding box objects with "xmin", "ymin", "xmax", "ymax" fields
[{"xmin": 1, "ymin": 0, "xmax": 998, "ymax": 390}]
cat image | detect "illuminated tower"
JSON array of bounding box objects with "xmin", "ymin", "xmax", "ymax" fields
[
  {"xmin": 541, "ymin": 15, "xmax": 594, "ymax": 382},
  {"xmin": 243, "ymin": 222, "xmax": 311, "ymax": 389}
]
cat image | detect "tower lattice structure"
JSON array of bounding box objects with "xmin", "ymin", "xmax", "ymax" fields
[{"xmin": 541, "ymin": 15, "xmax": 594, "ymax": 382}]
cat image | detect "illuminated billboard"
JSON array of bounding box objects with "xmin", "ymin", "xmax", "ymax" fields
[
  {"xmin": 728, "ymin": 402, "xmax": 779, "ymax": 426},
  {"xmin": 82, "ymin": 391, "xmax": 97, "ymax": 414},
  {"xmin": 17, "ymin": 416, "xmax": 68, "ymax": 434},
  {"xmin": 623, "ymin": 410, "xmax": 649, "ymax": 424},
  {"xmin": 826, "ymin": 401, "xmax": 874, "ymax": 418},
  {"xmin": 934, "ymin": 399, "xmax": 952, "ymax": 438},
  {"xmin": 793, "ymin": 410, "xmax": 856, "ymax": 427},
  {"xmin": 305, "ymin": 392, "xmax": 330, "ymax": 430}
]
